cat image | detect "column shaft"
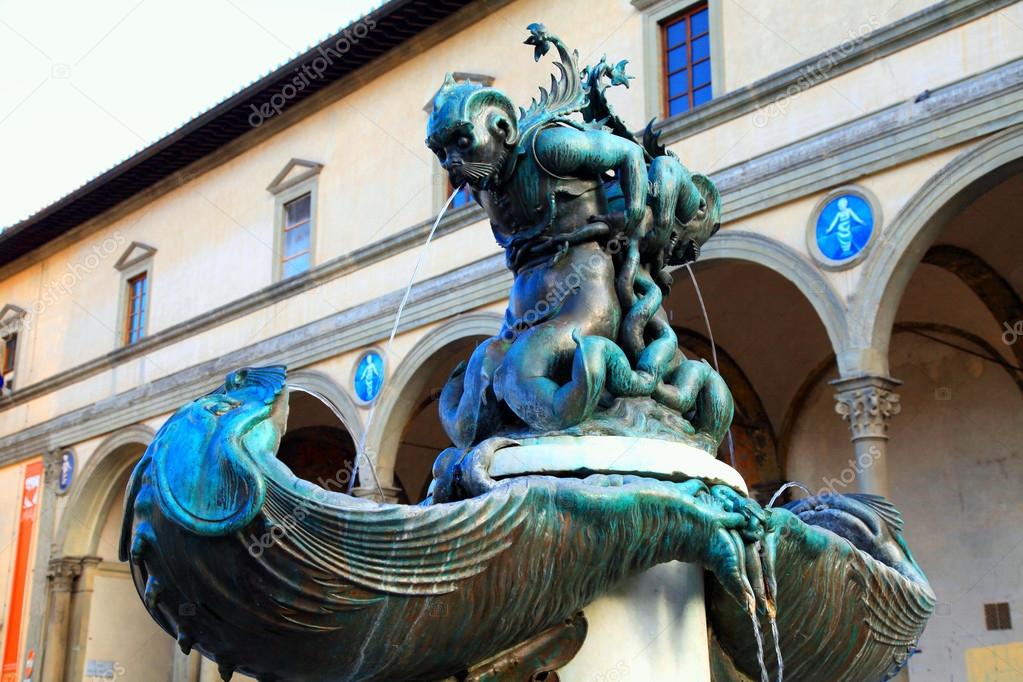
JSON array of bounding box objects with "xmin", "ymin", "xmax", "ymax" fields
[
  {"xmin": 39, "ymin": 558, "xmax": 81, "ymax": 682},
  {"xmin": 832, "ymin": 375, "xmax": 901, "ymax": 498}
]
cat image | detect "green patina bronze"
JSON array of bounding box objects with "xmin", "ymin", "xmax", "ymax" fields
[
  {"xmin": 120, "ymin": 26, "xmax": 934, "ymax": 682},
  {"xmin": 428, "ymin": 24, "xmax": 730, "ymax": 452}
]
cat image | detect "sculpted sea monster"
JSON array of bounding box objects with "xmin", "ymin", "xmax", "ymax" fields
[{"xmin": 120, "ymin": 26, "xmax": 934, "ymax": 682}]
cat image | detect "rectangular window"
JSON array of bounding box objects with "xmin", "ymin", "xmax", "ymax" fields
[
  {"xmin": 985, "ymin": 602, "xmax": 1012, "ymax": 630},
  {"xmin": 123, "ymin": 272, "xmax": 148, "ymax": 345},
  {"xmin": 281, "ymin": 193, "xmax": 312, "ymax": 279},
  {"xmin": 2, "ymin": 333, "xmax": 15, "ymax": 375},
  {"xmin": 1, "ymin": 332, "xmax": 17, "ymax": 390},
  {"xmin": 662, "ymin": 3, "xmax": 712, "ymax": 117}
]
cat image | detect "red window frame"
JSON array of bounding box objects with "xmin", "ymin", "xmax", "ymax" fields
[
  {"xmin": 661, "ymin": 3, "xmax": 712, "ymax": 117},
  {"xmin": 1, "ymin": 332, "xmax": 16, "ymax": 375}
]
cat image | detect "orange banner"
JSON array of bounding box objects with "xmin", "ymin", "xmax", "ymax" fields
[{"xmin": 1, "ymin": 460, "xmax": 43, "ymax": 682}]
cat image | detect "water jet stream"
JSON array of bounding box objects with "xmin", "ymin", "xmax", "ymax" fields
[
  {"xmin": 683, "ymin": 263, "xmax": 736, "ymax": 469},
  {"xmin": 347, "ymin": 185, "xmax": 465, "ymax": 496},
  {"xmin": 686, "ymin": 263, "xmax": 783, "ymax": 681},
  {"xmin": 767, "ymin": 481, "xmax": 814, "ymax": 508}
]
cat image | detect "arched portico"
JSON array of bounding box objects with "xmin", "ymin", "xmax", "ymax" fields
[
  {"xmin": 278, "ymin": 369, "xmax": 360, "ymax": 495},
  {"xmin": 360, "ymin": 312, "xmax": 502, "ymax": 499},
  {"xmin": 56, "ymin": 424, "xmax": 154, "ymax": 557},
  {"xmin": 286, "ymin": 368, "xmax": 364, "ymax": 443},
  {"xmin": 43, "ymin": 425, "xmax": 159, "ymax": 682},
  {"xmin": 700, "ymin": 230, "xmax": 850, "ymax": 369},
  {"xmin": 851, "ymin": 124, "xmax": 1023, "ymax": 376}
]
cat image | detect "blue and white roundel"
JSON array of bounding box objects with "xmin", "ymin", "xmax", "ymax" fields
[
  {"xmin": 814, "ymin": 193, "xmax": 873, "ymax": 263},
  {"xmin": 58, "ymin": 449, "xmax": 75, "ymax": 495},
  {"xmin": 354, "ymin": 351, "xmax": 384, "ymax": 402}
]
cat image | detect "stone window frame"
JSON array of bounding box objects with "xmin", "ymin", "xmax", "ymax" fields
[
  {"xmin": 114, "ymin": 242, "xmax": 157, "ymax": 348},
  {"xmin": 0, "ymin": 304, "xmax": 27, "ymax": 393},
  {"xmin": 267, "ymin": 159, "xmax": 323, "ymax": 282},
  {"xmin": 634, "ymin": 0, "xmax": 725, "ymax": 123}
]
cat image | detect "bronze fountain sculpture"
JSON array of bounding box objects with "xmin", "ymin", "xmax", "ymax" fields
[{"xmin": 120, "ymin": 25, "xmax": 934, "ymax": 681}]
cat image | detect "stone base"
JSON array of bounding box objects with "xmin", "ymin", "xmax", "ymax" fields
[{"xmin": 558, "ymin": 561, "xmax": 710, "ymax": 681}]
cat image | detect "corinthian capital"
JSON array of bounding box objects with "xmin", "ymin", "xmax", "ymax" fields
[
  {"xmin": 832, "ymin": 375, "xmax": 902, "ymax": 440},
  {"xmin": 47, "ymin": 557, "xmax": 83, "ymax": 591}
]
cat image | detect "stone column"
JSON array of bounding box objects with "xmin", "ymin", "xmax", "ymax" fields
[
  {"xmin": 831, "ymin": 375, "xmax": 901, "ymax": 497},
  {"xmin": 39, "ymin": 558, "xmax": 82, "ymax": 682},
  {"xmin": 63, "ymin": 556, "xmax": 102, "ymax": 682},
  {"xmin": 24, "ymin": 449, "xmax": 61, "ymax": 682},
  {"xmin": 172, "ymin": 648, "xmax": 202, "ymax": 682}
]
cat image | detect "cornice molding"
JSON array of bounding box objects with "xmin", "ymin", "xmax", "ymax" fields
[
  {"xmin": 0, "ymin": 255, "xmax": 512, "ymax": 467},
  {"xmin": 653, "ymin": 0, "xmax": 1018, "ymax": 145},
  {"xmin": 113, "ymin": 241, "xmax": 157, "ymax": 271},
  {"xmin": 0, "ymin": 61, "xmax": 1021, "ymax": 464},
  {"xmin": 266, "ymin": 158, "xmax": 323, "ymax": 195}
]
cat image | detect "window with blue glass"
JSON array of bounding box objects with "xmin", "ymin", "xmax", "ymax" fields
[
  {"xmin": 281, "ymin": 193, "xmax": 312, "ymax": 279},
  {"xmin": 123, "ymin": 272, "xmax": 148, "ymax": 345},
  {"xmin": 662, "ymin": 4, "xmax": 712, "ymax": 117}
]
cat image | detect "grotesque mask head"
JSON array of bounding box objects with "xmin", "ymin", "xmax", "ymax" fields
[{"xmin": 426, "ymin": 74, "xmax": 519, "ymax": 191}]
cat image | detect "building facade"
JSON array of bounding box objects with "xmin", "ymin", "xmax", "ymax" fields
[{"xmin": 0, "ymin": 0, "xmax": 1021, "ymax": 680}]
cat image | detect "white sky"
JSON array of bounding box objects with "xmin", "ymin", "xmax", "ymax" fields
[{"xmin": 0, "ymin": 0, "xmax": 383, "ymax": 229}]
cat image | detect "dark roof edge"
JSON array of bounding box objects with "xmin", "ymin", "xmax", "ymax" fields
[{"xmin": 0, "ymin": 0, "xmax": 474, "ymax": 267}]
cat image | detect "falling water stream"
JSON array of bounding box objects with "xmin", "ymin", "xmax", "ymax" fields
[
  {"xmin": 770, "ymin": 617, "xmax": 784, "ymax": 682},
  {"xmin": 344, "ymin": 202, "xmax": 784, "ymax": 678},
  {"xmin": 750, "ymin": 611, "xmax": 769, "ymax": 682},
  {"xmin": 346, "ymin": 185, "xmax": 465, "ymax": 496},
  {"xmin": 684, "ymin": 263, "xmax": 781, "ymax": 682},
  {"xmin": 767, "ymin": 481, "xmax": 814, "ymax": 509}
]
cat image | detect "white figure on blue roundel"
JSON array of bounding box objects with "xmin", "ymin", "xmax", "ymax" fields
[
  {"xmin": 815, "ymin": 193, "xmax": 873, "ymax": 263},
  {"xmin": 354, "ymin": 351, "xmax": 384, "ymax": 403},
  {"xmin": 58, "ymin": 449, "xmax": 75, "ymax": 495}
]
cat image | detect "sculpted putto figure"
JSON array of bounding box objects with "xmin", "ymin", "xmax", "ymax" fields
[
  {"xmin": 427, "ymin": 24, "xmax": 730, "ymax": 451},
  {"xmin": 119, "ymin": 25, "xmax": 935, "ymax": 682}
]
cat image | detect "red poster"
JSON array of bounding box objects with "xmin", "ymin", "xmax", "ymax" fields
[{"xmin": 1, "ymin": 460, "xmax": 43, "ymax": 682}]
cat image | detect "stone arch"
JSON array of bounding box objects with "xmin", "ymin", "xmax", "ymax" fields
[
  {"xmin": 286, "ymin": 368, "xmax": 364, "ymax": 442},
  {"xmin": 278, "ymin": 368, "xmax": 361, "ymax": 491},
  {"xmin": 699, "ymin": 230, "xmax": 850, "ymax": 369},
  {"xmin": 362, "ymin": 312, "xmax": 502, "ymax": 490},
  {"xmin": 675, "ymin": 328, "xmax": 782, "ymax": 498},
  {"xmin": 852, "ymin": 124, "xmax": 1023, "ymax": 374},
  {"xmin": 57, "ymin": 424, "xmax": 154, "ymax": 558},
  {"xmin": 920, "ymin": 245, "xmax": 1023, "ymax": 369}
]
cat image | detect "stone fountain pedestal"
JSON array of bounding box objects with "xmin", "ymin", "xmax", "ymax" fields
[
  {"xmin": 558, "ymin": 561, "xmax": 710, "ymax": 681},
  {"xmin": 489, "ymin": 436, "xmax": 747, "ymax": 681}
]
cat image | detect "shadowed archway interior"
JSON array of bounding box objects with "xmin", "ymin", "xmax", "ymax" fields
[
  {"xmin": 279, "ymin": 391, "xmax": 356, "ymax": 490},
  {"xmin": 393, "ymin": 335, "xmax": 487, "ymax": 504}
]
